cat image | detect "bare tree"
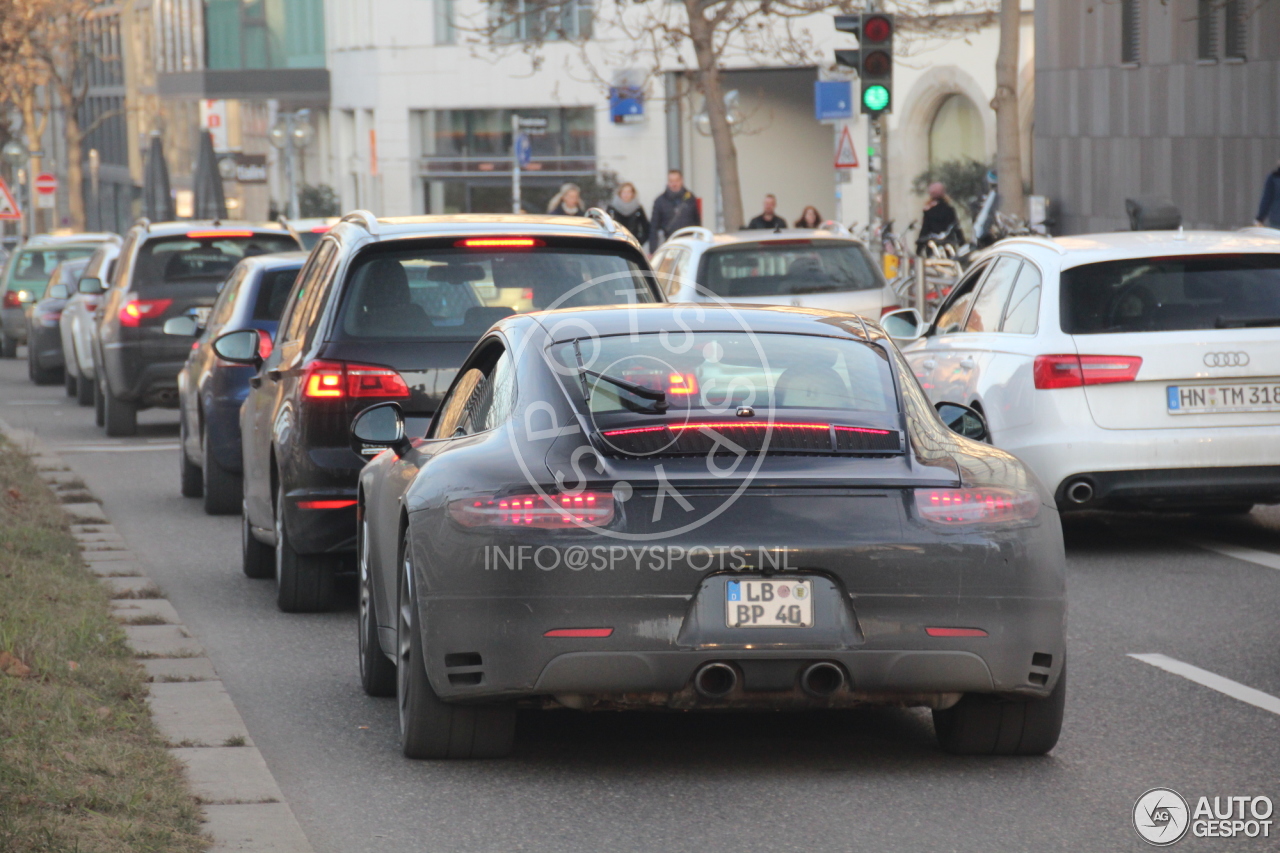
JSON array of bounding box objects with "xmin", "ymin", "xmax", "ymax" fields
[
  {"xmin": 464, "ymin": 0, "xmax": 996, "ymax": 231},
  {"xmin": 991, "ymin": 0, "xmax": 1022, "ymax": 217}
]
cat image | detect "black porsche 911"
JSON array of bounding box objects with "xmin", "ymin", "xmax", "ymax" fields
[{"xmin": 352, "ymin": 303, "xmax": 1067, "ymax": 760}]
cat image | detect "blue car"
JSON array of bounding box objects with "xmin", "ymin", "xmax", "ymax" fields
[{"xmin": 168, "ymin": 252, "xmax": 306, "ymax": 514}]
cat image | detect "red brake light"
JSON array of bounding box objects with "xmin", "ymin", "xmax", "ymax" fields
[
  {"xmin": 914, "ymin": 488, "xmax": 1039, "ymax": 524},
  {"xmin": 3, "ymin": 291, "xmax": 20, "ymax": 308},
  {"xmin": 302, "ymin": 360, "xmax": 409, "ymax": 400},
  {"xmin": 544, "ymin": 628, "xmax": 614, "ymax": 638},
  {"xmin": 450, "ymin": 492, "xmax": 615, "ymax": 528},
  {"xmin": 256, "ymin": 329, "xmax": 274, "ymax": 360},
  {"xmin": 296, "ymin": 499, "xmax": 358, "ymax": 510},
  {"xmin": 118, "ymin": 298, "xmax": 172, "ymax": 327},
  {"xmin": 1033, "ymin": 354, "xmax": 1142, "ymax": 389},
  {"xmin": 187, "ymin": 230, "xmax": 254, "ymax": 239},
  {"xmin": 880, "ymin": 304, "xmax": 902, "ymax": 317},
  {"xmin": 925, "ymin": 627, "xmax": 988, "ymax": 638},
  {"xmin": 667, "ymin": 373, "xmax": 699, "ymax": 395},
  {"xmin": 454, "ymin": 238, "xmax": 544, "ymax": 249},
  {"xmin": 310, "ymin": 225, "xmax": 331, "ymax": 233}
]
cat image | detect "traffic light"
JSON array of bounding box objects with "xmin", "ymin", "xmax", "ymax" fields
[{"xmin": 833, "ymin": 12, "xmax": 894, "ymax": 118}]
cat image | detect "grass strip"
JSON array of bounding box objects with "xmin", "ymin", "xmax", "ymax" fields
[{"xmin": 0, "ymin": 438, "xmax": 207, "ymax": 852}]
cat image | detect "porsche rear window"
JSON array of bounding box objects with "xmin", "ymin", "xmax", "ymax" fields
[
  {"xmin": 550, "ymin": 332, "xmax": 898, "ymax": 417},
  {"xmin": 698, "ymin": 240, "xmax": 881, "ymax": 298},
  {"xmin": 1061, "ymin": 254, "xmax": 1280, "ymax": 334}
]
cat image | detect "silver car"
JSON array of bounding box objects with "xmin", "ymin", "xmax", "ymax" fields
[{"xmin": 59, "ymin": 241, "xmax": 121, "ymax": 406}]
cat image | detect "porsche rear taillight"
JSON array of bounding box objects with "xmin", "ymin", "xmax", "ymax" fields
[
  {"xmin": 302, "ymin": 360, "xmax": 409, "ymax": 400},
  {"xmin": 1033, "ymin": 354, "xmax": 1142, "ymax": 389},
  {"xmin": 914, "ymin": 488, "xmax": 1039, "ymax": 524},
  {"xmin": 118, "ymin": 298, "xmax": 172, "ymax": 327},
  {"xmin": 449, "ymin": 492, "xmax": 615, "ymax": 528}
]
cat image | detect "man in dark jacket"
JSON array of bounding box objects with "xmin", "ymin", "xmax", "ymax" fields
[
  {"xmin": 746, "ymin": 194, "xmax": 785, "ymax": 231},
  {"xmin": 916, "ymin": 181, "xmax": 964, "ymax": 254},
  {"xmin": 1256, "ymin": 160, "xmax": 1280, "ymax": 229},
  {"xmin": 649, "ymin": 170, "xmax": 700, "ymax": 252}
]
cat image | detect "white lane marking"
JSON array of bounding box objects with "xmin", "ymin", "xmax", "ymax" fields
[
  {"xmin": 1129, "ymin": 653, "xmax": 1280, "ymax": 716},
  {"xmin": 1189, "ymin": 539, "xmax": 1280, "ymax": 571},
  {"xmin": 56, "ymin": 444, "xmax": 180, "ymax": 453},
  {"xmin": 7, "ymin": 400, "xmax": 61, "ymax": 405}
]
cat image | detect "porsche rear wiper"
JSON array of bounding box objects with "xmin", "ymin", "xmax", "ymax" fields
[
  {"xmin": 571, "ymin": 338, "xmax": 668, "ymax": 414},
  {"xmin": 1215, "ymin": 315, "xmax": 1280, "ymax": 329}
]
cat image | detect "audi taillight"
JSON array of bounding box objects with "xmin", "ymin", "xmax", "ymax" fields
[
  {"xmin": 1033, "ymin": 354, "xmax": 1142, "ymax": 389},
  {"xmin": 449, "ymin": 492, "xmax": 615, "ymax": 528},
  {"xmin": 914, "ymin": 488, "xmax": 1039, "ymax": 524},
  {"xmin": 302, "ymin": 360, "xmax": 409, "ymax": 400},
  {"xmin": 256, "ymin": 329, "xmax": 274, "ymax": 360},
  {"xmin": 118, "ymin": 298, "xmax": 173, "ymax": 327},
  {"xmin": 880, "ymin": 304, "xmax": 902, "ymax": 316},
  {"xmin": 2, "ymin": 291, "xmax": 20, "ymax": 308}
]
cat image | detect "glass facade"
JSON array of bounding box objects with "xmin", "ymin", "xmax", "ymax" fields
[
  {"xmin": 205, "ymin": 0, "xmax": 326, "ymax": 70},
  {"xmin": 489, "ymin": 0, "xmax": 593, "ymax": 43}
]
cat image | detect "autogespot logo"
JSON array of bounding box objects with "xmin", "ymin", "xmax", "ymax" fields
[
  {"xmin": 1203, "ymin": 351, "xmax": 1249, "ymax": 368},
  {"xmin": 506, "ymin": 268, "xmax": 778, "ymax": 543},
  {"xmin": 1134, "ymin": 788, "xmax": 1191, "ymax": 846}
]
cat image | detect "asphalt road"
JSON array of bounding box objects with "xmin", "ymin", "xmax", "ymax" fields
[{"xmin": 3, "ymin": 355, "xmax": 1280, "ymax": 853}]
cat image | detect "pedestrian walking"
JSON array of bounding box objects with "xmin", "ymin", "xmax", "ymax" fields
[
  {"xmin": 1255, "ymin": 159, "xmax": 1280, "ymax": 229},
  {"xmin": 649, "ymin": 170, "xmax": 700, "ymax": 252},
  {"xmin": 548, "ymin": 183, "xmax": 585, "ymax": 216},
  {"xmin": 794, "ymin": 205, "xmax": 822, "ymax": 229},
  {"xmin": 606, "ymin": 182, "xmax": 650, "ymax": 245},
  {"xmin": 916, "ymin": 182, "xmax": 964, "ymax": 254},
  {"xmin": 747, "ymin": 194, "xmax": 785, "ymax": 230}
]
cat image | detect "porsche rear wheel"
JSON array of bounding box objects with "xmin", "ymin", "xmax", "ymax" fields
[
  {"xmin": 397, "ymin": 532, "xmax": 514, "ymax": 759},
  {"xmin": 274, "ymin": 482, "xmax": 335, "ymax": 612},
  {"xmin": 933, "ymin": 664, "xmax": 1066, "ymax": 756},
  {"xmin": 358, "ymin": 516, "xmax": 396, "ymax": 697}
]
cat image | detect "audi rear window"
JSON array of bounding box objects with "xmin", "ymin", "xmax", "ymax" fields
[
  {"xmin": 335, "ymin": 245, "xmax": 656, "ymax": 341},
  {"xmin": 698, "ymin": 240, "xmax": 882, "ymax": 298},
  {"xmin": 1061, "ymin": 254, "xmax": 1280, "ymax": 334},
  {"xmin": 252, "ymin": 268, "xmax": 301, "ymax": 321},
  {"xmin": 135, "ymin": 234, "xmax": 299, "ymax": 287}
]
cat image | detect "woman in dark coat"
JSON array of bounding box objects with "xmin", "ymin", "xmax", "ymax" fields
[{"xmin": 606, "ymin": 182, "xmax": 650, "ymax": 246}]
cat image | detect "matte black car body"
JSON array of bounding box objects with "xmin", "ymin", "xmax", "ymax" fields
[
  {"xmin": 27, "ymin": 258, "xmax": 91, "ymax": 384},
  {"xmin": 233, "ymin": 211, "xmax": 660, "ymax": 612},
  {"xmin": 357, "ymin": 305, "xmax": 1067, "ymax": 758},
  {"xmin": 94, "ymin": 220, "xmax": 299, "ymax": 435},
  {"xmin": 175, "ymin": 252, "xmax": 306, "ymax": 513}
]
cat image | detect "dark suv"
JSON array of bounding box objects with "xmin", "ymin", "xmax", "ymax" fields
[
  {"xmin": 214, "ymin": 211, "xmax": 662, "ymax": 612},
  {"xmin": 94, "ymin": 220, "xmax": 300, "ymax": 435}
]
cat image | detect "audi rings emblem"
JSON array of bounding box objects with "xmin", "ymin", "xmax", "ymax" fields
[{"xmin": 1204, "ymin": 351, "xmax": 1250, "ymax": 367}]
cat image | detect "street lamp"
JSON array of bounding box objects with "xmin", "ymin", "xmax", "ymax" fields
[
  {"xmin": 2, "ymin": 140, "xmax": 29, "ymax": 239},
  {"xmin": 269, "ymin": 110, "xmax": 314, "ymax": 220}
]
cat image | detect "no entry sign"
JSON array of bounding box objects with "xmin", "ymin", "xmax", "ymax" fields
[{"xmin": 34, "ymin": 173, "xmax": 57, "ymax": 195}]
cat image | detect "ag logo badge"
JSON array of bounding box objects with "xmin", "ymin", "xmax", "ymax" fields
[{"xmin": 1134, "ymin": 788, "xmax": 1190, "ymax": 846}]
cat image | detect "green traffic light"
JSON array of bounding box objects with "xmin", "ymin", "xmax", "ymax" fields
[{"xmin": 863, "ymin": 85, "xmax": 890, "ymax": 112}]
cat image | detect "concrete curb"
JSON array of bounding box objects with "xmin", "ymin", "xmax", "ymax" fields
[{"xmin": 1, "ymin": 420, "xmax": 315, "ymax": 853}]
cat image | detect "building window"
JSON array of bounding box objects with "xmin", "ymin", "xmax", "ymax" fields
[
  {"xmin": 435, "ymin": 0, "xmax": 456, "ymax": 44},
  {"xmin": 1120, "ymin": 0, "xmax": 1140, "ymax": 65},
  {"xmin": 1223, "ymin": 0, "xmax": 1246, "ymax": 59},
  {"xmin": 1197, "ymin": 0, "xmax": 1217, "ymax": 60},
  {"xmin": 489, "ymin": 0, "xmax": 593, "ymax": 43},
  {"xmin": 928, "ymin": 94, "xmax": 985, "ymax": 168}
]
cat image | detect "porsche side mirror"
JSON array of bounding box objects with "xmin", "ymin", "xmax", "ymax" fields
[
  {"xmin": 48, "ymin": 283, "xmax": 69, "ymax": 300},
  {"xmin": 351, "ymin": 402, "xmax": 410, "ymax": 457},
  {"xmin": 163, "ymin": 316, "xmax": 199, "ymax": 337},
  {"xmin": 78, "ymin": 277, "xmax": 104, "ymax": 295},
  {"xmin": 881, "ymin": 307, "xmax": 924, "ymax": 341},
  {"xmin": 936, "ymin": 402, "xmax": 989, "ymax": 443},
  {"xmin": 211, "ymin": 328, "xmax": 261, "ymax": 367}
]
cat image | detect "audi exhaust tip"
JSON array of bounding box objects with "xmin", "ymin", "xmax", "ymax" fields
[{"xmin": 1065, "ymin": 479, "xmax": 1095, "ymax": 505}]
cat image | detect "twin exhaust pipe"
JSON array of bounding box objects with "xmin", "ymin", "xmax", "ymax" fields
[{"xmin": 692, "ymin": 661, "xmax": 846, "ymax": 699}]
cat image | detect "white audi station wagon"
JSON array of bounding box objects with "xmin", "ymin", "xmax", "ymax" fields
[{"xmin": 885, "ymin": 230, "xmax": 1280, "ymax": 513}]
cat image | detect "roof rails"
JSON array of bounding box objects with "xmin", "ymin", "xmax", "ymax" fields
[
  {"xmin": 670, "ymin": 225, "xmax": 714, "ymax": 243},
  {"xmin": 585, "ymin": 207, "xmax": 618, "ymax": 235},
  {"xmin": 995, "ymin": 235, "xmax": 1066, "ymax": 255},
  {"xmin": 340, "ymin": 210, "xmax": 380, "ymax": 236}
]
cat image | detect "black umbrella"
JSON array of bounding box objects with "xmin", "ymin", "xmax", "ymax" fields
[
  {"xmin": 192, "ymin": 130, "xmax": 227, "ymax": 221},
  {"xmin": 142, "ymin": 133, "xmax": 174, "ymax": 221}
]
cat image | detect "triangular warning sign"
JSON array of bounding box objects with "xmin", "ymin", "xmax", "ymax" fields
[
  {"xmin": 835, "ymin": 125, "xmax": 859, "ymax": 169},
  {"xmin": 0, "ymin": 177, "xmax": 21, "ymax": 220}
]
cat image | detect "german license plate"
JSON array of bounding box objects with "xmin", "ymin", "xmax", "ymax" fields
[
  {"xmin": 1167, "ymin": 382, "xmax": 1280, "ymax": 414},
  {"xmin": 725, "ymin": 579, "xmax": 813, "ymax": 628}
]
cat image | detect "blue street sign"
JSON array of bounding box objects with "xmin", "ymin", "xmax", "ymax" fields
[
  {"xmin": 609, "ymin": 86, "xmax": 645, "ymax": 124},
  {"xmin": 814, "ymin": 80, "xmax": 853, "ymax": 121},
  {"xmin": 515, "ymin": 133, "xmax": 532, "ymax": 168}
]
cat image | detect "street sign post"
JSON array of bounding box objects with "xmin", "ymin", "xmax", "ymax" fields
[
  {"xmin": 814, "ymin": 81, "xmax": 853, "ymax": 122},
  {"xmin": 0, "ymin": 177, "xmax": 21, "ymax": 221}
]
